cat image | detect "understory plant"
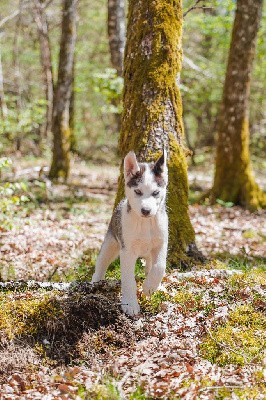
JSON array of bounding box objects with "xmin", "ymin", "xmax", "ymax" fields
[{"xmin": 0, "ymin": 158, "xmax": 29, "ymax": 230}]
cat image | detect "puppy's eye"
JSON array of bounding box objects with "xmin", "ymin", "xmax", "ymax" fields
[
  {"xmin": 152, "ymin": 190, "xmax": 160, "ymax": 197},
  {"xmin": 134, "ymin": 189, "xmax": 143, "ymax": 196}
]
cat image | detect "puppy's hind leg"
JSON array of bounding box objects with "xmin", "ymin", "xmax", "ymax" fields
[{"xmin": 91, "ymin": 233, "xmax": 119, "ymax": 282}]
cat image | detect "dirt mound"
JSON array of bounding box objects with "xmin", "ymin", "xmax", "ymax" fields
[
  {"xmin": 0, "ymin": 284, "xmax": 137, "ymax": 382},
  {"xmin": 38, "ymin": 292, "xmax": 136, "ymax": 363}
]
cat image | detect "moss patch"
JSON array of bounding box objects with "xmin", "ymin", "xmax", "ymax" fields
[
  {"xmin": 200, "ymin": 304, "xmax": 266, "ymax": 366},
  {"xmin": 0, "ymin": 292, "xmax": 61, "ymax": 340},
  {"xmin": 139, "ymin": 290, "xmax": 170, "ymax": 313}
]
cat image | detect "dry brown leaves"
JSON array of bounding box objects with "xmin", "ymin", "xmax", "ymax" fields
[{"xmin": 0, "ymin": 160, "xmax": 265, "ymax": 398}]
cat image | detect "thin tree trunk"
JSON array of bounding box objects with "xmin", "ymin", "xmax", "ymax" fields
[
  {"xmin": 107, "ymin": 0, "xmax": 125, "ymax": 134},
  {"xmin": 69, "ymin": 60, "xmax": 76, "ymax": 152},
  {"xmin": 115, "ymin": 0, "xmax": 203, "ymax": 266},
  {"xmin": 12, "ymin": 3, "xmax": 23, "ymax": 152},
  {"xmin": 49, "ymin": 0, "xmax": 77, "ymax": 180},
  {"xmin": 108, "ymin": 0, "xmax": 125, "ymax": 77},
  {"xmin": 32, "ymin": 0, "xmax": 54, "ymax": 137},
  {"xmin": 0, "ymin": 46, "xmax": 8, "ymax": 118},
  {"xmin": 0, "ymin": 10, "xmax": 23, "ymax": 119},
  {"xmin": 211, "ymin": 0, "xmax": 265, "ymax": 209}
]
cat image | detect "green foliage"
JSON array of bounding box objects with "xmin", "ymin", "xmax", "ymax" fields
[
  {"xmin": 92, "ymin": 68, "xmax": 123, "ymax": 114},
  {"xmin": 139, "ymin": 290, "xmax": 170, "ymax": 313},
  {"xmin": 0, "ymin": 98, "xmax": 46, "ymax": 154},
  {"xmin": 200, "ymin": 304, "xmax": 266, "ymax": 366},
  {"xmin": 216, "ymin": 199, "xmax": 234, "ymax": 208},
  {"xmin": 1, "ymin": 0, "xmax": 265, "ymax": 164},
  {"xmin": 129, "ymin": 386, "xmax": 152, "ymax": 399},
  {"xmin": 78, "ymin": 379, "xmax": 121, "ymax": 400},
  {"xmin": 0, "ymin": 158, "xmax": 29, "ymax": 230}
]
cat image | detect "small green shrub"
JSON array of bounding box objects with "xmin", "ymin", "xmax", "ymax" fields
[
  {"xmin": 79, "ymin": 378, "xmax": 121, "ymax": 400},
  {"xmin": 0, "ymin": 158, "xmax": 29, "ymax": 230},
  {"xmin": 139, "ymin": 290, "xmax": 170, "ymax": 313}
]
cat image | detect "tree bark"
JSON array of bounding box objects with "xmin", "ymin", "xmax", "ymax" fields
[
  {"xmin": 115, "ymin": 0, "xmax": 202, "ymax": 266},
  {"xmin": 108, "ymin": 0, "xmax": 125, "ymax": 77},
  {"xmin": 107, "ymin": 0, "xmax": 125, "ymax": 134},
  {"xmin": 49, "ymin": 0, "xmax": 77, "ymax": 180},
  {"xmin": 69, "ymin": 60, "xmax": 76, "ymax": 152},
  {"xmin": 211, "ymin": 0, "xmax": 266, "ymax": 210},
  {"xmin": 12, "ymin": 4, "xmax": 23, "ymax": 152},
  {"xmin": 32, "ymin": 0, "xmax": 54, "ymax": 137},
  {"xmin": 0, "ymin": 46, "xmax": 8, "ymax": 119}
]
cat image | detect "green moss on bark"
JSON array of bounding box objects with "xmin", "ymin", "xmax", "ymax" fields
[
  {"xmin": 115, "ymin": 0, "xmax": 199, "ymax": 266},
  {"xmin": 49, "ymin": 124, "xmax": 71, "ymax": 180}
]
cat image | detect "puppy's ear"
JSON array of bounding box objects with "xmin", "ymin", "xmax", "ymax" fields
[
  {"xmin": 124, "ymin": 151, "xmax": 140, "ymax": 178},
  {"xmin": 153, "ymin": 149, "xmax": 167, "ymax": 176}
]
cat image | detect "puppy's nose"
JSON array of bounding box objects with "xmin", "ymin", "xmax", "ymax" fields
[{"xmin": 141, "ymin": 207, "xmax": 151, "ymax": 216}]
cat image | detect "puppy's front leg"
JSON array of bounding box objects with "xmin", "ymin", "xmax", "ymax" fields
[
  {"xmin": 120, "ymin": 250, "xmax": 140, "ymax": 316},
  {"xmin": 142, "ymin": 244, "xmax": 167, "ymax": 296}
]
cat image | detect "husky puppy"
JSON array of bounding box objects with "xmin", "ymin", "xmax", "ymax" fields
[{"xmin": 91, "ymin": 150, "xmax": 168, "ymax": 316}]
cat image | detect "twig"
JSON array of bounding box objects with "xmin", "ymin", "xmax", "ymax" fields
[
  {"xmin": 199, "ymin": 385, "xmax": 250, "ymax": 393},
  {"xmin": 204, "ymin": 324, "xmax": 248, "ymax": 363},
  {"xmin": 183, "ymin": 0, "xmax": 213, "ymax": 18},
  {"xmin": 0, "ymin": 10, "xmax": 20, "ymax": 29}
]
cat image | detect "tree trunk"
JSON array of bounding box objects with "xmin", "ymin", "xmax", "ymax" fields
[
  {"xmin": 49, "ymin": 0, "xmax": 77, "ymax": 180},
  {"xmin": 211, "ymin": 0, "xmax": 266, "ymax": 210},
  {"xmin": 12, "ymin": 6, "xmax": 23, "ymax": 152},
  {"xmin": 69, "ymin": 60, "xmax": 76, "ymax": 152},
  {"xmin": 108, "ymin": 0, "xmax": 125, "ymax": 77},
  {"xmin": 0, "ymin": 46, "xmax": 8, "ymax": 118},
  {"xmin": 107, "ymin": 0, "xmax": 125, "ymax": 134},
  {"xmin": 115, "ymin": 0, "xmax": 202, "ymax": 266},
  {"xmin": 32, "ymin": 0, "xmax": 54, "ymax": 137}
]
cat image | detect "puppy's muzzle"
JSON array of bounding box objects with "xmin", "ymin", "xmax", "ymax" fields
[{"xmin": 141, "ymin": 207, "xmax": 151, "ymax": 217}]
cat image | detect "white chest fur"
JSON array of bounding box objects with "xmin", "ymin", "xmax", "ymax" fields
[{"xmin": 121, "ymin": 202, "xmax": 167, "ymax": 257}]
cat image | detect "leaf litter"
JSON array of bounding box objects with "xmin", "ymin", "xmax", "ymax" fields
[{"xmin": 0, "ymin": 161, "xmax": 265, "ymax": 398}]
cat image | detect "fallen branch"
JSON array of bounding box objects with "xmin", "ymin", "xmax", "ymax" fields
[
  {"xmin": 199, "ymin": 385, "xmax": 250, "ymax": 393},
  {"xmin": 0, "ymin": 279, "xmax": 120, "ymax": 293}
]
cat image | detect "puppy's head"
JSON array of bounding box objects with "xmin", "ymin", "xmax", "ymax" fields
[{"xmin": 124, "ymin": 150, "xmax": 168, "ymax": 218}]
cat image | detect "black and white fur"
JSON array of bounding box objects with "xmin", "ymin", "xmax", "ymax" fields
[{"xmin": 91, "ymin": 150, "xmax": 168, "ymax": 316}]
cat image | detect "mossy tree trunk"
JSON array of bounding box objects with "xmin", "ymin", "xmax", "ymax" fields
[
  {"xmin": 115, "ymin": 0, "xmax": 201, "ymax": 266},
  {"xmin": 211, "ymin": 0, "xmax": 266, "ymax": 210},
  {"xmin": 49, "ymin": 0, "xmax": 77, "ymax": 180}
]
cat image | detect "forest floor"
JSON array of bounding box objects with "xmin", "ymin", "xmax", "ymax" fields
[{"xmin": 0, "ymin": 157, "xmax": 265, "ymax": 399}]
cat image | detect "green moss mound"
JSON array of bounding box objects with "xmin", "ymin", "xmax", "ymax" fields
[{"xmin": 200, "ymin": 304, "xmax": 266, "ymax": 366}]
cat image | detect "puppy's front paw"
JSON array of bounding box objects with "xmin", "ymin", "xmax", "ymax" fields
[
  {"xmin": 142, "ymin": 279, "xmax": 159, "ymax": 297},
  {"xmin": 91, "ymin": 273, "xmax": 102, "ymax": 283},
  {"xmin": 121, "ymin": 300, "xmax": 140, "ymax": 316}
]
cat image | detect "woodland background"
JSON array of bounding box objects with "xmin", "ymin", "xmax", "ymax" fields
[{"xmin": 0, "ymin": 0, "xmax": 265, "ymax": 166}]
